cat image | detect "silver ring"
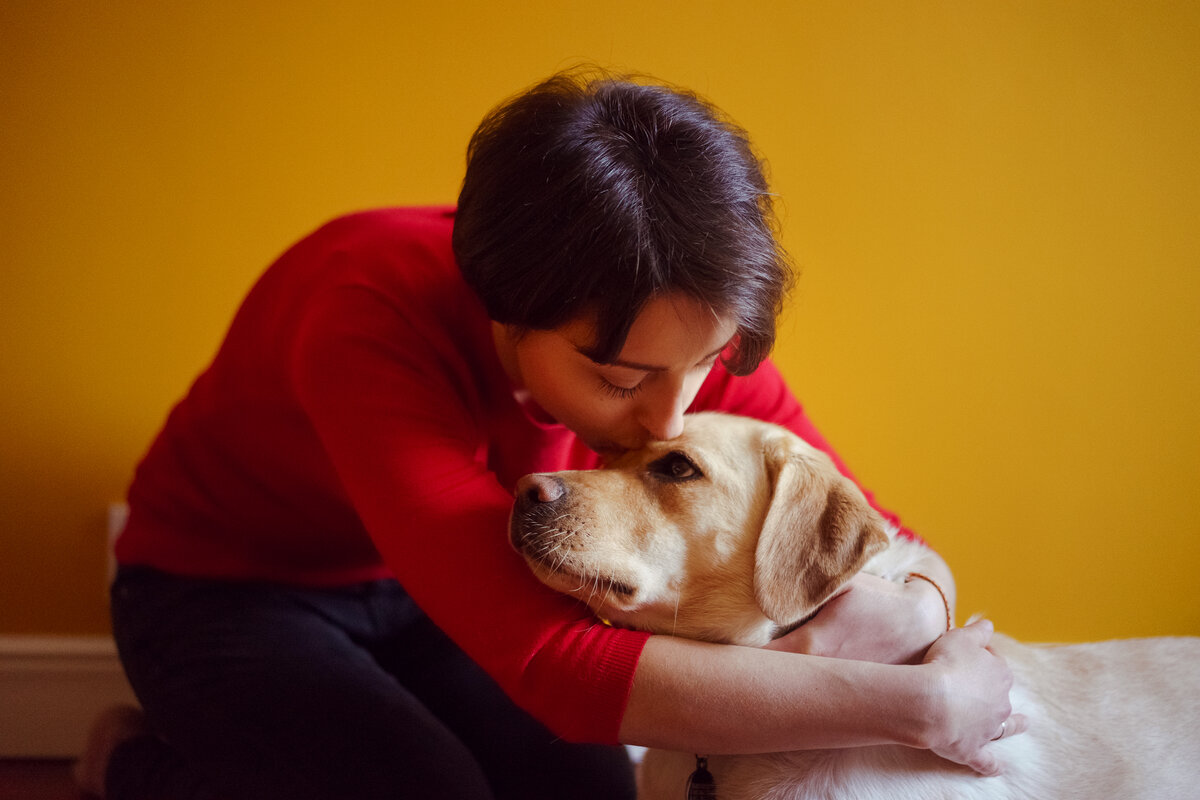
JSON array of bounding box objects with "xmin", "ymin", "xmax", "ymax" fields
[{"xmin": 990, "ymin": 720, "xmax": 1007, "ymax": 741}]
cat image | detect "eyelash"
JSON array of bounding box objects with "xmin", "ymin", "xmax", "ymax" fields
[
  {"xmin": 596, "ymin": 356, "xmax": 721, "ymax": 401},
  {"xmin": 598, "ymin": 377, "xmax": 643, "ymax": 400}
]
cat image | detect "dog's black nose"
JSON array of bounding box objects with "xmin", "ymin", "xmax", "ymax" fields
[{"xmin": 516, "ymin": 474, "xmax": 566, "ymax": 506}]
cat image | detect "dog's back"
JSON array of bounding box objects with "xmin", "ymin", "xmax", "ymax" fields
[{"xmin": 641, "ymin": 633, "xmax": 1200, "ymax": 800}]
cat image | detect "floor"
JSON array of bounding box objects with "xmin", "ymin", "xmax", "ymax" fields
[{"xmin": 0, "ymin": 760, "xmax": 85, "ymax": 800}]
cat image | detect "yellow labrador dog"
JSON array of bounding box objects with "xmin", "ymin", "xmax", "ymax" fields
[{"xmin": 509, "ymin": 413, "xmax": 1200, "ymax": 800}]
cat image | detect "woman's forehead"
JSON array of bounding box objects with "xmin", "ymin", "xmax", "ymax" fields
[{"xmin": 564, "ymin": 294, "xmax": 736, "ymax": 369}]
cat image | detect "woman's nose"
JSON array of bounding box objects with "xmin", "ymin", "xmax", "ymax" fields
[{"xmin": 637, "ymin": 383, "xmax": 686, "ymax": 441}]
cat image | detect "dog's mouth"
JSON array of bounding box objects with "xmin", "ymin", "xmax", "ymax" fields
[
  {"xmin": 529, "ymin": 560, "xmax": 637, "ymax": 602},
  {"xmin": 509, "ymin": 503, "xmax": 639, "ymax": 608}
]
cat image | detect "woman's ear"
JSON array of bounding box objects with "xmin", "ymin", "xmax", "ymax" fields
[{"xmin": 753, "ymin": 440, "xmax": 889, "ymax": 625}]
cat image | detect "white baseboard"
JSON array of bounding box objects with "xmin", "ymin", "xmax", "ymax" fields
[{"xmin": 0, "ymin": 635, "xmax": 138, "ymax": 758}]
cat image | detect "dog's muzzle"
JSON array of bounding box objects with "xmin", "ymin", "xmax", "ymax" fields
[
  {"xmin": 509, "ymin": 472, "xmax": 638, "ymax": 602},
  {"xmin": 509, "ymin": 474, "xmax": 569, "ymax": 553}
]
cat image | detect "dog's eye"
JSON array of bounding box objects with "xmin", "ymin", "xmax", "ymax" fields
[{"xmin": 648, "ymin": 451, "xmax": 703, "ymax": 482}]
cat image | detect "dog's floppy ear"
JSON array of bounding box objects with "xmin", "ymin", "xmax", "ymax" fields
[{"xmin": 754, "ymin": 438, "xmax": 890, "ymax": 625}]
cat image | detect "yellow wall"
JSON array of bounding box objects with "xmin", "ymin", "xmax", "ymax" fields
[{"xmin": 3, "ymin": 2, "xmax": 1197, "ymax": 641}]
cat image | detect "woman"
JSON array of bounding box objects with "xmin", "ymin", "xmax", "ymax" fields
[{"xmin": 79, "ymin": 69, "xmax": 1020, "ymax": 800}]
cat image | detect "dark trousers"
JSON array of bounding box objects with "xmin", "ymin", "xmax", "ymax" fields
[{"xmin": 109, "ymin": 566, "xmax": 636, "ymax": 800}]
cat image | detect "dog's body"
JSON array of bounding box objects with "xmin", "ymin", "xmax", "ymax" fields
[
  {"xmin": 635, "ymin": 535, "xmax": 1199, "ymax": 800},
  {"xmin": 509, "ymin": 413, "xmax": 1200, "ymax": 800}
]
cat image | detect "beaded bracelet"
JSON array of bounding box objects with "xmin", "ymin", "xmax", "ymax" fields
[{"xmin": 906, "ymin": 572, "xmax": 953, "ymax": 632}]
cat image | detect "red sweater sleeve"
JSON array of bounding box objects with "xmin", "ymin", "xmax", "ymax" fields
[{"xmin": 290, "ymin": 278, "xmax": 649, "ymax": 744}]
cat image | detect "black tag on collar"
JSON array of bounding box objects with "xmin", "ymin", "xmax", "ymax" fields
[{"xmin": 686, "ymin": 755, "xmax": 716, "ymax": 799}]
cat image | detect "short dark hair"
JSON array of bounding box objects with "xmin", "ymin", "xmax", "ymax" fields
[{"xmin": 452, "ymin": 68, "xmax": 793, "ymax": 375}]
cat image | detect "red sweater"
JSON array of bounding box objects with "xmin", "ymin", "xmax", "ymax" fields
[{"xmin": 118, "ymin": 206, "xmax": 911, "ymax": 744}]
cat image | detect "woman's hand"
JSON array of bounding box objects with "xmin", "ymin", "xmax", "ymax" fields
[
  {"xmin": 919, "ymin": 619, "xmax": 1028, "ymax": 776},
  {"xmin": 766, "ymin": 572, "xmax": 948, "ymax": 664}
]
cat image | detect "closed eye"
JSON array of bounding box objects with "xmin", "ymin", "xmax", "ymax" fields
[
  {"xmin": 648, "ymin": 451, "xmax": 703, "ymax": 482},
  {"xmin": 598, "ymin": 376, "xmax": 643, "ymax": 399}
]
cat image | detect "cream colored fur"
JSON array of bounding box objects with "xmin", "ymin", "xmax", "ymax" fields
[{"xmin": 509, "ymin": 412, "xmax": 1200, "ymax": 800}]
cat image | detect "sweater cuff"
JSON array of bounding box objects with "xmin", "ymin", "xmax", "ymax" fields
[{"xmin": 522, "ymin": 623, "xmax": 653, "ymax": 745}]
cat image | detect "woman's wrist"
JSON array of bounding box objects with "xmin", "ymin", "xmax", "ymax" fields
[
  {"xmin": 907, "ymin": 659, "xmax": 953, "ymax": 750},
  {"xmin": 906, "ymin": 572, "xmax": 953, "ymax": 633}
]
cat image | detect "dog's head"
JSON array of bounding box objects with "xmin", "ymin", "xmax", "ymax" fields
[{"xmin": 509, "ymin": 413, "xmax": 889, "ymax": 645}]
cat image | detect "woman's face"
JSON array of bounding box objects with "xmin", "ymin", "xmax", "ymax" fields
[{"xmin": 494, "ymin": 294, "xmax": 739, "ymax": 459}]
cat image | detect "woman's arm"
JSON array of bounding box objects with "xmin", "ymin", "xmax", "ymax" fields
[
  {"xmin": 620, "ymin": 618, "xmax": 1021, "ymax": 777},
  {"xmin": 769, "ymin": 547, "xmax": 957, "ymax": 665}
]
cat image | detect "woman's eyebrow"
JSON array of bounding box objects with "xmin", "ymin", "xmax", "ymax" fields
[{"xmin": 584, "ymin": 342, "xmax": 730, "ymax": 372}]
